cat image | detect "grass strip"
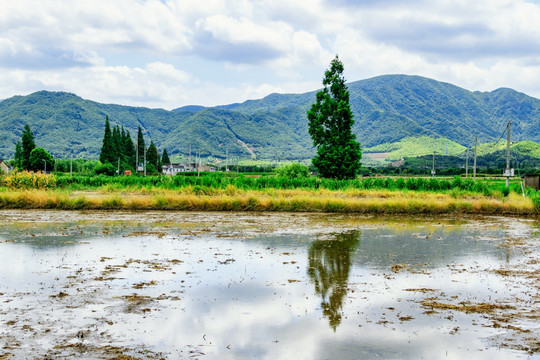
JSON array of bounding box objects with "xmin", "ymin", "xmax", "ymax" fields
[{"xmin": 0, "ymin": 189, "xmax": 536, "ymax": 215}]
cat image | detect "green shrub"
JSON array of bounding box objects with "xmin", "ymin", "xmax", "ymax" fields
[
  {"xmin": 275, "ymin": 163, "xmax": 310, "ymax": 178},
  {"xmin": 94, "ymin": 163, "xmax": 116, "ymax": 176}
]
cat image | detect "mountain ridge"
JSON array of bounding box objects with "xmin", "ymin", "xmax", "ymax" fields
[{"xmin": 1, "ymin": 75, "xmax": 540, "ymax": 161}]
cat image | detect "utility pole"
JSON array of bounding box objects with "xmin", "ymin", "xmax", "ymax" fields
[
  {"xmin": 226, "ymin": 148, "xmax": 228, "ymax": 172},
  {"xmin": 465, "ymin": 148, "xmax": 469, "ymax": 177},
  {"xmin": 473, "ymin": 137, "xmax": 478, "ymax": 181},
  {"xmin": 70, "ymin": 153, "xmax": 73, "ymax": 177},
  {"xmin": 431, "ymin": 152, "xmax": 435, "ymax": 177},
  {"xmin": 144, "ymin": 146, "xmax": 146, "ymax": 177},
  {"xmin": 136, "ymin": 145, "xmax": 138, "ymax": 173},
  {"xmin": 505, "ymin": 120, "xmax": 511, "ymax": 188},
  {"xmin": 117, "ymin": 157, "xmax": 120, "ymax": 176}
]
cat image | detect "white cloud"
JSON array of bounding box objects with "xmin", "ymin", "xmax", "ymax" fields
[
  {"xmin": 2, "ymin": 0, "xmax": 540, "ymax": 106},
  {"xmin": 197, "ymin": 15, "xmax": 287, "ymax": 47}
]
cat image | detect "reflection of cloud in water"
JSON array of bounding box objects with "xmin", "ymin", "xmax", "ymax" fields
[
  {"xmin": 308, "ymin": 230, "xmax": 360, "ymax": 330},
  {"xmin": 351, "ymin": 227, "xmax": 508, "ymax": 269},
  {"xmin": 0, "ymin": 212, "xmax": 534, "ymax": 360}
]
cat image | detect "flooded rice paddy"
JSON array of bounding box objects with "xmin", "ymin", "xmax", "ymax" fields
[{"xmin": 0, "ymin": 210, "xmax": 538, "ymax": 359}]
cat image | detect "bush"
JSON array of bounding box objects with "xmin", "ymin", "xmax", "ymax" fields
[
  {"xmin": 94, "ymin": 163, "xmax": 116, "ymax": 176},
  {"xmin": 275, "ymin": 163, "xmax": 310, "ymax": 178},
  {"xmin": 531, "ymin": 193, "xmax": 540, "ymax": 209}
]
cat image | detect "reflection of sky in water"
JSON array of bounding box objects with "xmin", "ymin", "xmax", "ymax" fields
[{"xmin": 0, "ymin": 212, "xmax": 536, "ymax": 359}]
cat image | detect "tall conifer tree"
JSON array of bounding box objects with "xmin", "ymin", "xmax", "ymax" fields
[
  {"xmin": 161, "ymin": 148, "xmax": 170, "ymax": 165},
  {"xmin": 124, "ymin": 130, "xmax": 136, "ymax": 168},
  {"xmin": 99, "ymin": 116, "xmax": 114, "ymax": 165},
  {"xmin": 147, "ymin": 141, "xmax": 159, "ymax": 171},
  {"xmin": 137, "ymin": 126, "xmax": 145, "ymax": 166},
  {"xmin": 14, "ymin": 141, "xmax": 22, "ymax": 169},
  {"xmin": 307, "ymin": 55, "xmax": 361, "ymax": 179},
  {"xmin": 21, "ymin": 125, "xmax": 36, "ymax": 170},
  {"xmin": 112, "ymin": 125, "xmax": 121, "ymax": 158}
]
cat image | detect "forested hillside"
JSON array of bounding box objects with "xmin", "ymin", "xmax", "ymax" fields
[{"xmin": 2, "ymin": 75, "xmax": 540, "ymax": 161}]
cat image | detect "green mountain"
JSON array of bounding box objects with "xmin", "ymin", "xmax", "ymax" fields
[{"xmin": 2, "ymin": 75, "xmax": 540, "ymax": 161}]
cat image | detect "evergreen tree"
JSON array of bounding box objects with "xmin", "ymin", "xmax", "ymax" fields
[
  {"xmin": 21, "ymin": 125, "xmax": 36, "ymax": 170},
  {"xmin": 137, "ymin": 126, "xmax": 145, "ymax": 167},
  {"xmin": 123, "ymin": 130, "xmax": 136, "ymax": 168},
  {"xmin": 147, "ymin": 141, "xmax": 159, "ymax": 172},
  {"xmin": 307, "ymin": 55, "xmax": 361, "ymax": 179},
  {"xmin": 161, "ymin": 148, "xmax": 170, "ymax": 165},
  {"xmin": 119, "ymin": 126, "xmax": 126, "ymax": 158},
  {"xmin": 99, "ymin": 116, "xmax": 115, "ymax": 165},
  {"xmin": 112, "ymin": 125, "xmax": 121, "ymax": 159},
  {"xmin": 14, "ymin": 141, "xmax": 22, "ymax": 169}
]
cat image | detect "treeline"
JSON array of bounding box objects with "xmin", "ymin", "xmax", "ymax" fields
[
  {"xmin": 97, "ymin": 116, "xmax": 170, "ymax": 175},
  {"xmin": 364, "ymin": 153, "xmax": 540, "ymax": 176},
  {"xmin": 4, "ymin": 116, "xmax": 174, "ymax": 176}
]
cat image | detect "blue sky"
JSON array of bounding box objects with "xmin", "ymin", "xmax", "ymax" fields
[{"xmin": 1, "ymin": 0, "xmax": 540, "ymax": 109}]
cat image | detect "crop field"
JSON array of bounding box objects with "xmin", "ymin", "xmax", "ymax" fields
[{"xmin": 1, "ymin": 172, "xmax": 538, "ymax": 214}]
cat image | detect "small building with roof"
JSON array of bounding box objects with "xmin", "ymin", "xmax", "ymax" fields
[{"xmin": 0, "ymin": 159, "xmax": 12, "ymax": 175}]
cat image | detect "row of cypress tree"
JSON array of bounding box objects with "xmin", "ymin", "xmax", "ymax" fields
[{"xmin": 99, "ymin": 116, "xmax": 170, "ymax": 174}]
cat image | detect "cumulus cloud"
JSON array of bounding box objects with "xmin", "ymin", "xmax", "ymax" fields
[
  {"xmin": 2, "ymin": 0, "xmax": 540, "ymax": 107},
  {"xmin": 348, "ymin": 0, "xmax": 540, "ymax": 62}
]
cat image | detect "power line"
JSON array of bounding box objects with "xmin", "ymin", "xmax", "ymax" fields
[{"xmin": 492, "ymin": 120, "xmax": 511, "ymax": 148}]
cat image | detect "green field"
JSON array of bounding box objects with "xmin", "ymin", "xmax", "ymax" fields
[
  {"xmin": 1, "ymin": 171, "xmax": 538, "ymax": 214},
  {"xmin": 364, "ymin": 136, "xmax": 467, "ymax": 161}
]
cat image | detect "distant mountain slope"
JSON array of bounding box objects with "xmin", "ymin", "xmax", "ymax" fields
[
  {"xmin": 173, "ymin": 105, "xmax": 206, "ymax": 112},
  {"xmin": 228, "ymin": 75, "xmax": 540, "ymax": 147},
  {"xmin": 364, "ymin": 136, "xmax": 467, "ymax": 161},
  {"xmin": 2, "ymin": 75, "xmax": 540, "ymax": 160}
]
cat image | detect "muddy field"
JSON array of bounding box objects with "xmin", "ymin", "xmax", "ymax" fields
[{"xmin": 0, "ymin": 211, "xmax": 538, "ymax": 359}]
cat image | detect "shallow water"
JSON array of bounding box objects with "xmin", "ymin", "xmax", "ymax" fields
[{"xmin": 0, "ymin": 211, "xmax": 538, "ymax": 359}]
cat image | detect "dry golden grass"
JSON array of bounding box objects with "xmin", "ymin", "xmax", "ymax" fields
[{"xmin": 0, "ymin": 188, "xmax": 537, "ymax": 214}]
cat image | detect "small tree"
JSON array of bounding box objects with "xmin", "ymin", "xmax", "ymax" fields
[
  {"xmin": 307, "ymin": 55, "xmax": 361, "ymax": 179},
  {"xmin": 21, "ymin": 125, "xmax": 36, "ymax": 170},
  {"xmin": 28, "ymin": 147, "xmax": 54, "ymax": 172}
]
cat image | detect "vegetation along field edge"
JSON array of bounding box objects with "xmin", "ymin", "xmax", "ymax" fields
[{"xmin": 1, "ymin": 172, "xmax": 539, "ymax": 215}]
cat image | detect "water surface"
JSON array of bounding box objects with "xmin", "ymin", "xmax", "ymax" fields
[{"xmin": 0, "ymin": 211, "xmax": 538, "ymax": 359}]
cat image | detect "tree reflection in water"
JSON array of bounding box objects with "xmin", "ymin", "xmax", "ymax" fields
[{"xmin": 308, "ymin": 230, "xmax": 361, "ymax": 331}]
